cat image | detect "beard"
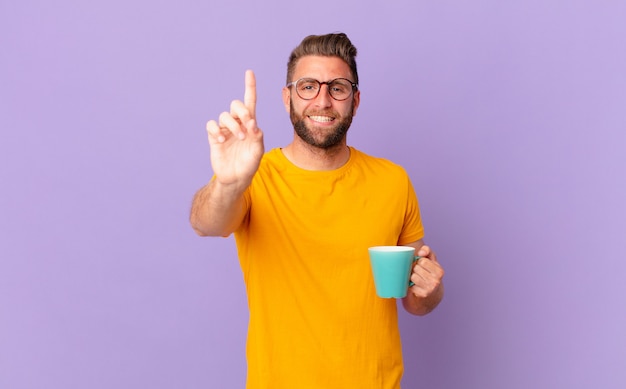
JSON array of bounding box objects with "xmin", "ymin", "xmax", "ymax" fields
[{"xmin": 289, "ymin": 98, "xmax": 354, "ymax": 149}]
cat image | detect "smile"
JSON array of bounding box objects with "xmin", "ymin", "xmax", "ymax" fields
[{"xmin": 308, "ymin": 115, "xmax": 335, "ymax": 123}]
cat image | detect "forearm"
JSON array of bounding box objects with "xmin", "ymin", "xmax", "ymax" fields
[
  {"xmin": 402, "ymin": 281, "xmax": 444, "ymax": 316},
  {"xmin": 189, "ymin": 179, "xmax": 248, "ymax": 237}
]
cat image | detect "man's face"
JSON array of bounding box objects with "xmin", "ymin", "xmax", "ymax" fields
[{"xmin": 283, "ymin": 56, "xmax": 360, "ymax": 149}]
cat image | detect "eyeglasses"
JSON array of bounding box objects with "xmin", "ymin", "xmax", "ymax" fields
[{"xmin": 286, "ymin": 78, "xmax": 358, "ymax": 101}]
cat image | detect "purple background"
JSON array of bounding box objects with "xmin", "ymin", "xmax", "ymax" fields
[{"xmin": 2, "ymin": 1, "xmax": 625, "ymax": 388}]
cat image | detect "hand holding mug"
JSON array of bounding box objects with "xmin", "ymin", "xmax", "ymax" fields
[{"xmin": 408, "ymin": 245, "xmax": 444, "ymax": 300}]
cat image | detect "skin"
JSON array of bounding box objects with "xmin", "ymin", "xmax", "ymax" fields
[{"xmin": 189, "ymin": 56, "xmax": 444, "ymax": 316}]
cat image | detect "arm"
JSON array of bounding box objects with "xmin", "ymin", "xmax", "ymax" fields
[
  {"xmin": 190, "ymin": 70, "xmax": 264, "ymax": 237},
  {"xmin": 401, "ymin": 240, "xmax": 445, "ymax": 316},
  {"xmin": 189, "ymin": 179, "xmax": 249, "ymax": 237}
]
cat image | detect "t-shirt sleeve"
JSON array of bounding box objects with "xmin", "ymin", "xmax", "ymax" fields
[{"xmin": 397, "ymin": 175, "xmax": 425, "ymax": 245}]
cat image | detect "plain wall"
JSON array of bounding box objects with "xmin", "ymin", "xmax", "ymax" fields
[{"xmin": 2, "ymin": 0, "xmax": 625, "ymax": 388}]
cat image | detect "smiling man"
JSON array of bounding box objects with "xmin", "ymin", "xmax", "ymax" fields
[{"xmin": 190, "ymin": 33, "xmax": 444, "ymax": 389}]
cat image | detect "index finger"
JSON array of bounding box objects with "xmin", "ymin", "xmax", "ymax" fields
[{"xmin": 244, "ymin": 69, "xmax": 257, "ymax": 119}]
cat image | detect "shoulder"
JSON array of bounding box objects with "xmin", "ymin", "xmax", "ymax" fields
[
  {"xmin": 260, "ymin": 148, "xmax": 283, "ymax": 163},
  {"xmin": 257, "ymin": 148, "xmax": 287, "ymax": 172},
  {"xmin": 351, "ymin": 147, "xmax": 409, "ymax": 176}
]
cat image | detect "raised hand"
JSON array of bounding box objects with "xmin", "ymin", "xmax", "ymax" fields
[{"xmin": 206, "ymin": 70, "xmax": 265, "ymax": 188}]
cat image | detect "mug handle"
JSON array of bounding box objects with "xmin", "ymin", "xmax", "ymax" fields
[{"xmin": 408, "ymin": 256, "xmax": 421, "ymax": 287}]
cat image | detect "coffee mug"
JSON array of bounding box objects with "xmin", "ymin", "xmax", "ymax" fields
[{"xmin": 368, "ymin": 246, "xmax": 420, "ymax": 298}]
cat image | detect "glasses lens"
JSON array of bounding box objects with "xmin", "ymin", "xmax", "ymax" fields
[
  {"xmin": 296, "ymin": 79, "xmax": 320, "ymax": 99},
  {"xmin": 328, "ymin": 79, "xmax": 353, "ymax": 100}
]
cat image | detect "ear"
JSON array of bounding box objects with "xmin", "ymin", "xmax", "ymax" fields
[
  {"xmin": 352, "ymin": 90, "xmax": 361, "ymax": 116},
  {"xmin": 282, "ymin": 87, "xmax": 291, "ymax": 113}
]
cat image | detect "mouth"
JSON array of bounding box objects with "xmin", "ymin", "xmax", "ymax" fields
[{"xmin": 307, "ymin": 115, "xmax": 335, "ymax": 124}]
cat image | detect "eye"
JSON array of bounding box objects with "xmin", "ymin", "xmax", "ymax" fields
[
  {"xmin": 330, "ymin": 84, "xmax": 348, "ymax": 93},
  {"xmin": 298, "ymin": 79, "xmax": 319, "ymax": 91},
  {"xmin": 329, "ymin": 80, "xmax": 351, "ymax": 94}
]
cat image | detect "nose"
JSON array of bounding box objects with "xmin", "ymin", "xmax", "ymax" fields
[{"xmin": 314, "ymin": 84, "xmax": 333, "ymax": 107}]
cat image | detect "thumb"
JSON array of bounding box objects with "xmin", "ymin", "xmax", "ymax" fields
[{"xmin": 417, "ymin": 245, "xmax": 432, "ymax": 259}]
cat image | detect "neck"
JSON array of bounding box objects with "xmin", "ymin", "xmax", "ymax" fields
[{"xmin": 282, "ymin": 138, "xmax": 350, "ymax": 171}]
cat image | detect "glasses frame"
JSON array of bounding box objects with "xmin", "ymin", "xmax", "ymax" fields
[{"xmin": 286, "ymin": 77, "xmax": 358, "ymax": 101}]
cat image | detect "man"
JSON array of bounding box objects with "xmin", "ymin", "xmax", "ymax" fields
[{"xmin": 190, "ymin": 33, "xmax": 444, "ymax": 389}]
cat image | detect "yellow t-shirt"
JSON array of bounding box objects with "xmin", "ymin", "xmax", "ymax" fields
[{"xmin": 235, "ymin": 147, "xmax": 424, "ymax": 389}]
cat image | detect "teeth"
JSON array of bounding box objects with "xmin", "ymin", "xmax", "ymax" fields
[{"xmin": 309, "ymin": 115, "xmax": 334, "ymax": 122}]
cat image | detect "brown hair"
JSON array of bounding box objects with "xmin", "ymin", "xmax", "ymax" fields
[{"xmin": 286, "ymin": 32, "xmax": 359, "ymax": 86}]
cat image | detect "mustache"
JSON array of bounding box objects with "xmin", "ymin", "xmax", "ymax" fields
[{"xmin": 303, "ymin": 109, "xmax": 340, "ymax": 117}]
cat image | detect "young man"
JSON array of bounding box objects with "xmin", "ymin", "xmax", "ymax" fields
[{"xmin": 190, "ymin": 33, "xmax": 444, "ymax": 389}]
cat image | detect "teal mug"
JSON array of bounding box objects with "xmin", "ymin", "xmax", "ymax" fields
[{"xmin": 368, "ymin": 246, "xmax": 420, "ymax": 298}]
